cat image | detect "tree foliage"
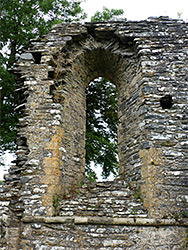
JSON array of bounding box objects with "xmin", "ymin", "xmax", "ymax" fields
[
  {"xmin": 85, "ymin": 7, "xmax": 124, "ymax": 180},
  {"xmin": 0, "ymin": 63, "xmax": 18, "ymax": 152},
  {"xmin": 0, "ymin": 0, "xmax": 86, "ymax": 154},
  {"xmin": 86, "ymin": 78, "xmax": 119, "ymax": 180},
  {"xmin": 91, "ymin": 7, "xmax": 124, "ymax": 22},
  {"xmin": 0, "ymin": 0, "xmax": 85, "ymax": 59}
]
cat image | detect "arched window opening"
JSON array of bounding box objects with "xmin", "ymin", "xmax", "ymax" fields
[{"xmin": 85, "ymin": 77, "xmax": 119, "ymax": 181}]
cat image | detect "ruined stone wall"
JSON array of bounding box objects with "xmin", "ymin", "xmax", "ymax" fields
[
  {"xmin": 0, "ymin": 17, "xmax": 188, "ymax": 249},
  {"xmin": 20, "ymin": 219, "xmax": 187, "ymax": 249}
]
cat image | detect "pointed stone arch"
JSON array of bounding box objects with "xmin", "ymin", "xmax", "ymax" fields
[{"xmin": 47, "ymin": 35, "xmax": 141, "ymax": 189}]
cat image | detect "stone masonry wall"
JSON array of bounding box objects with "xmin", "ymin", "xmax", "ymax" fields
[
  {"xmin": 20, "ymin": 220, "xmax": 187, "ymax": 249},
  {"xmin": 0, "ymin": 17, "xmax": 188, "ymax": 249}
]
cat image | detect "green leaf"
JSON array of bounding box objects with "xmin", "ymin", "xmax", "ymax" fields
[{"xmin": 91, "ymin": 6, "xmax": 124, "ymax": 22}]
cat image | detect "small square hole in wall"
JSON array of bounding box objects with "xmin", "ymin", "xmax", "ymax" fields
[
  {"xmin": 32, "ymin": 52, "xmax": 42, "ymax": 64},
  {"xmin": 160, "ymin": 95, "xmax": 173, "ymax": 109}
]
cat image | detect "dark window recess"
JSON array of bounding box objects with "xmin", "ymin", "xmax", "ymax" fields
[
  {"xmin": 49, "ymin": 85, "xmax": 55, "ymax": 96},
  {"xmin": 160, "ymin": 95, "xmax": 173, "ymax": 109},
  {"xmin": 32, "ymin": 52, "xmax": 42, "ymax": 64},
  {"xmin": 16, "ymin": 136, "xmax": 27, "ymax": 146},
  {"xmin": 48, "ymin": 71, "xmax": 55, "ymax": 79}
]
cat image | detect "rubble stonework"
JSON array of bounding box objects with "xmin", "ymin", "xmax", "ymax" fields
[{"xmin": 0, "ymin": 17, "xmax": 188, "ymax": 249}]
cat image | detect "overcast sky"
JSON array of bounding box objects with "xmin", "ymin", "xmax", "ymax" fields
[
  {"xmin": 1, "ymin": 0, "xmax": 188, "ymax": 180},
  {"xmin": 81, "ymin": 0, "xmax": 188, "ymax": 22}
]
